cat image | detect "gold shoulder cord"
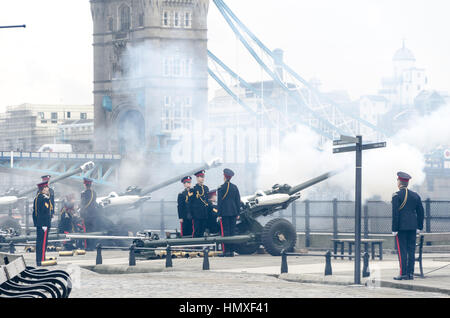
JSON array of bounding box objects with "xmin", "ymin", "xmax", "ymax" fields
[
  {"xmin": 222, "ymin": 182, "xmax": 230, "ymax": 200},
  {"xmin": 198, "ymin": 185, "xmax": 209, "ymax": 207},
  {"xmin": 83, "ymin": 190, "xmax": 94, "ymax": 209},
  {"xmin": 399, "ymin": 188, "xmax": 408, "ymax": 210}
]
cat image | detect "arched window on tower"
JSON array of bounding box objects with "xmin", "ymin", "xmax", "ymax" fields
[{"xmin": 119, "ymin": 4, "xmax": 131, "ymax": 32}]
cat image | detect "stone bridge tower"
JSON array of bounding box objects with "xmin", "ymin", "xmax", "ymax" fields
[{"xmin": 90, "ymin": 0, "xmax": 209, "ymax": 155}]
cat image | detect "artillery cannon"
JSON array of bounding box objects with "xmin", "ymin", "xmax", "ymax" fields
[
  {"xmin": 234, "ymin": 171, "xmax": 338, "ymax": 255},
  {"xmin": 0, "ymin": 161, "xmax": 95, "ymax": 235}
]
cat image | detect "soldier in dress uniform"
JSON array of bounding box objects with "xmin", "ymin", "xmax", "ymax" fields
[
  {"xmin": 177, "ymin": 176, "xmax": 194, "ymax": 238},
  {"xmin": 191, "ymin": 170, "xmax": 210, "ymax": 238},
  {"xmin": 392, "ymin": 171, "xmax": 425, "ymax": 280},
  {"xmin": 33, "ymin": 181, "xmax": 52, "ymax": 266},
  {"xmin": 217, "ymin": 168, "xmax": 241, "ymax": 257},
  {"xmin": 80, "ymin": 178, "xmax": 98, "ymax": 250}
]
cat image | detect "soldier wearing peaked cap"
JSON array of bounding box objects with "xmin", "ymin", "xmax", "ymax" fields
[
  {"xmin": 33, "ymin": 181, "xmax": 52, "ymax": 266},
  {"xmin": 191, "ymin": 170, "xmax": 210, "ymax": 238},
  {"xmin": 392, "ymin": 171, "xmax": 425, "ymax": 280},
  {"xmin": 177, "ymin": 176, "xmax": 194, "ymax": 237},
  {"xmin": 218, "ymin": 168, "xmax": 241, "ymax": 257}
]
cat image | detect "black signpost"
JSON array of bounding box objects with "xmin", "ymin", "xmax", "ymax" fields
[{"xmin": 333, "ymin": 135, "xmax": 386, "ymax": 284}]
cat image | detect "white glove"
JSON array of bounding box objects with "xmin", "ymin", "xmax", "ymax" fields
[
  {"xmin": 416, "ymin": 229, "xmax": 421, "ymax": 234},
  {"xmin": 392, "ymin": 231, "xmax": 398, "ymax": 236},
  {"xmin": 42, "ymin": 226, "xmax": 48, "ymax": 232}
]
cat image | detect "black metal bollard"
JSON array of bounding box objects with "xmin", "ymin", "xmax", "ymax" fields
[
  {"xmin": 165, "ymin": 245, "xmax": 173, "ymax": 268},
  {"xmin": 202, "ymin": 247, "xmax": 210, "ymax": 270},
  {"xmin": 280, "ymin": 249, "xmax": 288, "ymax": 274},
  {"xmin": 324, "ymin": 250, "xmax": 332, "ymax": 276},
  {"xmin": 129, "ymin": 244, "xmax": 136, "ymax": 266},
  {"xmin": 9, "ymin": 241, "xmax": 15, "ymax": 254},
  {"xmin": 362, "ymin": 252, "xmax": 370, "ymax": 278},
  {"xmin": 96, "ymin": 244, "xmax": 102, "ymax": 265}
]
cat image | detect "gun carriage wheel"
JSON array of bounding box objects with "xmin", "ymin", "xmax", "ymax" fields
[{"xmin": 261, "ymin": 218, "xmax": 296, "ymax": 256}]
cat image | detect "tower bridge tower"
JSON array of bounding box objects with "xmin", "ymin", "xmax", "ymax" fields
[{"xmin": 90, "ymin": 0, "xmax": 209, "ymax": 155}]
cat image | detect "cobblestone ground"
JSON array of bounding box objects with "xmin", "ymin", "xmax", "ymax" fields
[{"xmin": 68, "ymin": 268, "xmax": 447, "ymax": 298}]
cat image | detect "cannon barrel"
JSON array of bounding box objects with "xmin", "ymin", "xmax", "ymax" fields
[
  {"xmin": 15, "ymin": 161, "xmax": 95, "ymax": 198},
  {"xmin": 287, "ymin": 170, "xmax": 340, "ymax": 195},
  {"xmin": 0, "ymin": 25, "xmax": 26, "ymax": 29},
  {"xmin": 140, "ymin": 158, "xmax": 222, "ymax": 196},
  {"xmin": 1, "ymin": 233, "xmax": 65, "ymax": 244},
  {"xmin": 65, "ymin": 233, "xmax": 254, "ymax": 247}
]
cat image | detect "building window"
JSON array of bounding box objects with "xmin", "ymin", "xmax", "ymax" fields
[
  {"xmin": 38, "ymin": 112, "xmax": 45, "ymax": 119},
  {"xmin": 173, "ymin": 59, "xmax": 181, "ymax": 76},
  {"xmin": 119, "ymin": 4, "xmax": 131, "ymax": 32},
  {"xmin": 174, "ymin": 12, "xmax": 180, "ymax": 27},
  {"xmin": 67, "ymin": 112, "xmax": 71, "ymax": 119},
  {"xmin": 162, "ymin": 11, "xmax": 170, "ymax": 27},
  {"xmin": 80, "ymin": 113, "xmax": 87, "ymax": 120},
  {"xmin": 417, "ymin": 85, "xmax": 421, "ymax": 91},
  {"xmin": 184, "ymin": 12, "xmax": 192, "ymax": 28},
  {"xmin": 51, "ymin": 112, "xmax": 58, "ymax": 123},
  {"xmin": 138, "ymin": 13, "xmax": 144, "ymax": 27}
]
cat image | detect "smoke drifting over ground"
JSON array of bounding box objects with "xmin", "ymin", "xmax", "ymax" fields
[{"xmin": 257, "ymin": 103, "xmax": 450, "ymax": 201}]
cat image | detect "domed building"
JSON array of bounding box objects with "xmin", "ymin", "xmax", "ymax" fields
[{"xmin": 379, "ymin": 41, "xmax": 427, "ymax": 106}]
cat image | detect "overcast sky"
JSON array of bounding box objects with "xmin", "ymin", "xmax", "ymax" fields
[{"xmin": 0, "ymin": 0, "xmax": 449, "ymax": 113}]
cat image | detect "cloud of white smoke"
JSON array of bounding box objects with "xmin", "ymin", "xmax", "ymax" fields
[{"xmin": 256, "ymin": 103, "xmax": 450, "ymax": 201}]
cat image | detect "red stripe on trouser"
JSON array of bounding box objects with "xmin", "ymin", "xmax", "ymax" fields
[
  {"xmin": 192, "ymin": 220, "xmax": 195, "ymax": 238},
  {"xmin": 219, "ymin": 219, "xmax": 225, "ymax": 253},
  {"xmin": 396, "ymin": 235, "xmax": 403, "ymax": 275},
  {"xmin": 82, "ymin": 220, "xmax": 87, "ymax": 249},
  {"xmin": 42, "ymin": 228, "xmax": 48, "ymax": 261},
  {"xmin": 180, "ymin": 221, "xmax": 183, "ymax": 237}
]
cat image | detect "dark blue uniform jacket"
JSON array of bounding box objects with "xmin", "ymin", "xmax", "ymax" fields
[
  {"xmin": 392, "ymin": 188, "xmax": 425, "ymax": 232},
  {"xmin": 217, "ymin": 181, "xmax": 241, "ymax": 217}
]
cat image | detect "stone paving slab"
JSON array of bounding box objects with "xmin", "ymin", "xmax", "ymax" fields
[{"xmin": 16, "ymin": 249, "xmax": 450, "ymax": 297}]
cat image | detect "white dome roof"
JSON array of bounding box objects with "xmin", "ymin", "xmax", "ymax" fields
[{"xmin": 393, "ymin": 42, "xmax": 415, "ymax": 61}]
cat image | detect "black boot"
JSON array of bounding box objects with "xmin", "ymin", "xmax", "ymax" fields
[{"xmin": 393, "ymin": 275, "xmax": 408, "ymax": 280}]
